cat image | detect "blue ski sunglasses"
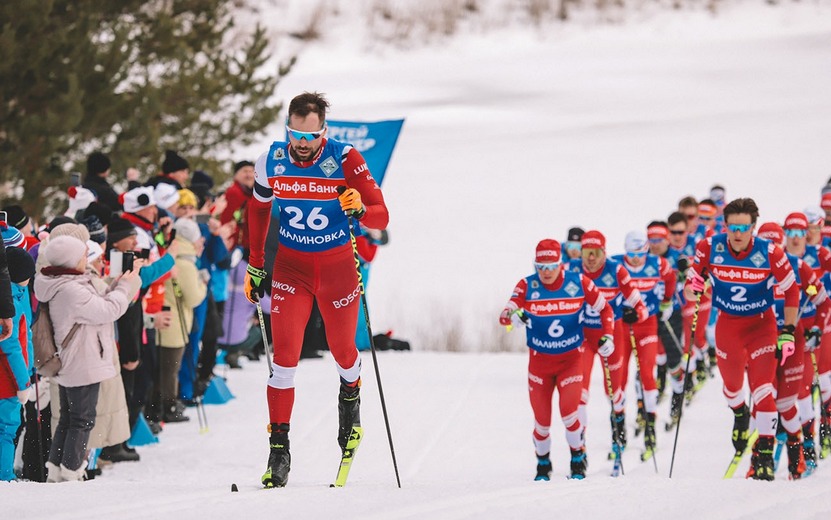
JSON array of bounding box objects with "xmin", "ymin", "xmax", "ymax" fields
[
  {"xmin": 784, "ymin": 228, "xmax": 807, "ymax": 238},
  {"xmin": 534, "ymin": 261, "xmax": 561, "ymax": 271},
  {"xmin": 727, "ymin": 223, "xmax": 752, "ymax": 233},
  {"xmin": 286, "ymin": 125, "xmax": 326, "ymax": 141},
  {"xmin": 625, "ymin": 251, "xmax": 648, "ymax": 259}
]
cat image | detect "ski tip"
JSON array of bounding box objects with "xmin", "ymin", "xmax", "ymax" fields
[{"xmin": 231, "ymin": 483, "xmax": 238, "ymax": 492}]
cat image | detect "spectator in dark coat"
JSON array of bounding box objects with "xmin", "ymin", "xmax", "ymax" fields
[{"xmin": 82, "ymin": 152, "xmax": 122, "ymax": 214}]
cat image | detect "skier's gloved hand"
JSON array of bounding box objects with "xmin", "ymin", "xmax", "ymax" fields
[
  {"xmin": 338, "ymin": 188, "xmax": 366, "ymax": 219},
  {"xmin": 659, "ymin": 301, "xmax": 673, "ymax": 322},
  {"xmin": 598, "ymin": 334, "xmax": 615, "ymax": 358},
  {"xmin": 510, "ymin": 310, "xmax": 531, "ymax": 329},
  {"xmin": 244, "ymin": 264, "xmax": 267, "ymax": 304},
  {"xmin": 17, "ymin": 387, "xmax": 31, "ymax": 405},
  {"xmin": 622, "ymin": 306, "xmax": 639, "ymax": 325},
  {"xmin": 688, "ymin": 268, "xmax": 705, "ymax": 294},
  {"xmin": 805, "ymin": 326, "xmax": 822, "ymax": 352},
  {"xmin": 777, "ymin": 325, "xmax": 796, "ymax": 366}
]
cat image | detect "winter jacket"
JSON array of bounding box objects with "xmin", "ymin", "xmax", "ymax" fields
[
  {"xmin": 33, "ymin": 269, "xmax": 140, "ymax": 388},
  {"xmin": 157, "ymin": 238, "xmax": 207, "ymax": 348},
  {"xmin": 0, "ymin": 284, "xmax": 31, "ymax": 399},
  {"xmin": 82, "ymin": 174, "xmax": 122, "ymax": 214}
]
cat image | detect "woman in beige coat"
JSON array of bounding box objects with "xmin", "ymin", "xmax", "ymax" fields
[
  {"xmin": 34, "ymin": 236, "xmax": 140, "ymax": 482},
  {"xmin": 156, "ymin": 218, "xmax": 206, "ymax": 423}
]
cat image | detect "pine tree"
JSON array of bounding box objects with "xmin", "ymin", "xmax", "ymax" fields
[{"xmin": 0, "ymin": 0, "xmax": 292, "ymax": 218}]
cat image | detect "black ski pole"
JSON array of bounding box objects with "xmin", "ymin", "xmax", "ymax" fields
[
  {"xmin": 172, "ymin": 278, "xmax": 208, "ymax": 434},
  {"xmin": 602, "ymin": 356, "xmax": 624, "ymax": 476},
  {"xmin": 33, "ymin": 375, "xmax": 45, "ymax": 482},
  {"xmin": 669, "ymin": 291, "xmax": 702, "ymax": 478},
  {"xmin": 256, "ymin": 302, "xmax": 273, "ymax": 378},
  {"xmin": 338, "ymin": 185, "xmax": 401, "ymax": 488}
]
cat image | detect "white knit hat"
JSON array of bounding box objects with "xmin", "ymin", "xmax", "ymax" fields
[
  {"xmin": 65, "ymin": 187, "xmax": 96, "ymax": 217},
  {"xmin": 50, "ymin": 223, "xmax": 91, "ymax": 243},
  {"xmin": 155, "ymin": 183, "xmax": 180, "ymax": 210},
  {"xmin": 173, "ymin": 217, "xmax": 201, "ymax": 244},
  {"xmin": 86, "ymin": 240, "xmax": 104, "ymax": 262},
  {"xmin": 624, "ymin": 230, "xmax": 649, "ymax": 253},
  {"xmin": 123, "ymin": 187, "xmax": 156, "ymax": 214},
  {"xmin": 45, "ymin": 235, "xmax": 88, "ymax": 269}
]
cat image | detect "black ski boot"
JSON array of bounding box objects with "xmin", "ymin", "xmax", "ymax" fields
[
  {"xmin": 612, "ymin": 412, "xmax": 627, "ymax": 451},
  {"xmin": 535, "ymin": 453, "xmax": 552, "ymax": 481},
  {"xmin": 802, "ymin": 421, "xmax": 818, "ymax": 472},
  {"xmin": 750, "ymin": 436, "xmax": 775, "ymax": 481},
  {"xmin": 338, "ymin": 380, "xmax": 361, "ymax": 451},
  {"xmin": 162, "ymin": 399, "xmax": 190, "ymax": 423},
  {"xmin": 634, "ymin": 399, "xmax": 647, "ymax": 437},
  {"xmin": 262, "ymin": 423, "xmax": 291, "ymax": 488},
  {"xmin": 644, "ymin": 413, "xmax": 657, "ymax": 454},
  {"xmin": 819, "ymin": 407, "xmax": 831, "ymax": 460},
  {"xmin": 569, "ymin": 447, "xmax": 587, "ymax": 480},
  {"xmin": 731, "ymin": 404, "xmax": 751, "ymax": 453},
  {"xmin": 695, "ymin": 356, "xmax": 707, "ymax": 386},
  {"xmin": 707, "ymin": 345, "xmax": 718, "ymax": 376},
  {"xmin": 656, "ymin": 364, "xmax": 667, "ymax": 401},
  {"xmin": 787, "ymin": 433, "xmax": 806, "ymax": 480}
]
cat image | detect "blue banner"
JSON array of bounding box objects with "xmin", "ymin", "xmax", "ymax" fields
[{"xmin": 325, "ymin": 119, "xmax": 404, "ymax": 187}]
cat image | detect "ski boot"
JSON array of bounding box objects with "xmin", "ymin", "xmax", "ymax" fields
[
  {"xmin": 746, "ymin": 437, "xmax": 759, "ymax": 479},
  {"xmin": 642, "ymin": 413, "xmax": 657, "ymax": 461},
  {"xmin": 750, "ymin": 436, "xmax": 775, "ymax": 481},
  {"xmin": 787, "ymin": 434, "xmax": 806, "ymax": 480},
  {"xmin": 338, "ymin": 380, "xmax": 362, "ymax": 450},
  {"xmin": 535, "ymin": 453, "xmax": 552, "ymax": 481},
  {"xmin": 656, "ymin": 364, "xmax": 667, "ymax": 403},
  {"xmin": 634, "ymin": 399, "xmax": 647, "ymax": 437},
  {"xmin": 666, "ymin": 391, "xmax": 684, "ymax": 432},
  {"xmin": 819, "ymin": 410, "xmax": 831, "ymax": 459},
  {"xmin": 731, "ymin": 404, "xmax": 751, "ymax": 454},
  {"xmin": 707, "ymin": 345, "xmax": 718, "ymax": 377},
  {"xmin": 162, "ymin": 399, "xmax": 190, "ymax": 423},
  {"xmin": 802, "ymin": 421, "xmax": 818, "ymax": 472},
  {"xmin": 695, "ymin": 356, "xmax": 707, "ymax": 389},
  {"xmin": 684, "ymin": 368, "xmax": 697, "ymax": 404},
  {"xmin": 262, "ymin": 423, "xmax": 291, "ymax": 488},
  {"xmin": 610, "ymin": 412, "xmax": 626, "ymax": 455},
  {"xmin": 569, "ymin": 447, "xmax": 587, "ymax": 480}
]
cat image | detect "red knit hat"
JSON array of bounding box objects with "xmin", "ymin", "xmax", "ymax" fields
[
  {"xmin": 821, "ymin": 193, "xmax": 831, "ymax": 210},
  {"xmin": 698, "ymin": 202, "xmax": 717, "ymax": 218},
  {"xmin": 783, "ymin": 212, "xmax": 808, "ymax": 231},
  {"xmin": 535, "ymin": 239, "xmax": 561, "ymax": 264},
  {"xmin": 757, "ymin": 222, "xmax": 784, "ymax": 247},
  {"xmin": 581, "ymin": 230, "xmax": 605, "ymax": 250},
  {"xmin": 647, "ymin": 224, "xmax": 669, "ymax": 241}
]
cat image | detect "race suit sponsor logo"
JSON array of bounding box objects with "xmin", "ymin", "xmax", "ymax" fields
[
  {"xmin": 280, "ymin": 227, "xmax": 346, "ymax": 245},
  {"xmin": 527, "ymin": 298, "xmax": 584, "ymax": 316},
  {"xmin": 628, "ymin": 277, "xmax": 658, "ymax": 291},
  {"xmin": 530, "ymin": 334, "xmax": 582, "ymax": 351},
  {"xmin": 750, "ymin": 344, "xmax": 776, "ymax": 360},
  {"xmin": 272, "ymin": 281, "xmax": 296, "ymax": 294},
  {"xmin": 271, "ymin": 176, "xmax": 343, "ymax": 200},
  {"xmin": 711, "ymin": 265, "xmax": 768, "ymax": 284},
  {"xmin": 333, "ymin": 284, "xmax": 361, "ymax": 309},
  {"xmin": 715, "ymin": 295, "xmax": 769, "ymax": 313},
  {"xmin": 559, "ymin": 374, "xmax": 583, "ymax": 387},
  {"xmin": 528, "ymin": 373, "xmax": 544, "ymax": 385}
]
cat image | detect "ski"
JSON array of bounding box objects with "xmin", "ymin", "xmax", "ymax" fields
[
  {"xmin": 331, "ymin": 426, "xmax": 363, "ymax": 488},
  {"xmin": 609, "ymin": 446, "xmax": 624, "ymax": 477},
  {"xmin": 723, "ymin": 430, "xmax": 759, "ymax": 479},
  {"xmin": 772, "ymin": 432, "xmax": 786, "ymax": 472}
]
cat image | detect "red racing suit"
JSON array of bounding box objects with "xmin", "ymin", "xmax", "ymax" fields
[{"xmin": 248, "ymin": 138, "xmax": 389, "ymax": 425}]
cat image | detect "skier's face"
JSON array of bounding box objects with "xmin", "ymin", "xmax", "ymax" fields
[
  {"xmin": 725, "ymin": 214, "xmax": 755, "ymax": 252},
  {"xmin": 581, "ymin": 248, "xmax": 605, "ymax": 273},
  {"xmin": 649, "ymin": 238, "xmax": 668, "ymax": 256},
  {"xmin": 784, "ymin": 228, "xmax": 807, "ymax": 257},
  {"xmin": 668, "ymin": 224, "xmax": 687, "ymax": 249},
  {"xmin": 535, "ymin": 263, "xmax": 561, "ymax": 284},
  {"xmin": 287, "ymin": 114, "xmax": 326, "ymax": 162}
]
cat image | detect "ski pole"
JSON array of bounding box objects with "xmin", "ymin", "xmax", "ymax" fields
[
  {"xmin": 256, "ymin": 301, "xmax": 273, "ymax": 378},
  {"xmin": 669, "ymin": 291, "xmax": 701, "ymax": 478},
  {"xmin": 629, "ymin": 324, "xmax": 658, "ymax": 474},
  {"xmin": 172, "ymin": 278, "xmax": 208, "ymax": 434},
  {"xmin": 33, "ymin": 375, "xmax": 45, "ymax": 482},
  {"xmin": 602, "ymin": 356, "xmax": 624, "ymax": 476},
  {"xmin": 338, "ymin": 185, "xmax": 401, "ymax": 488}
]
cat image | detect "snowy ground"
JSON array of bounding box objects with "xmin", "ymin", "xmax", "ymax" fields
[
  {"xmin": 243, "ymin": 1, "xmax": 831, "ymax": 350},
  {"xmin": 5, "ymin": 352, "xmax": 831, "ymax": 519}
]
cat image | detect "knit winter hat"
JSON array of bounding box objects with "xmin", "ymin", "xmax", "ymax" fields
[
  {"xmin": 177, "ymin": 189, "xmax": 198, "ymax": 208},
  {"xmin": 48, "ymin": 216, "xmax": 76, "ymax": 232},
  {"xmin": 698, "ymin": 202, "xmax": 717, "ymax": 218},
  {"xmin": 6, "ymin": 247, "xmax": 35, "ymax": 284},
  {"xmin": 2, "ymin": 205, "xmax": 29, "ymax": 230},
  {"xmin": 50, "ymin": 223, "xmax": 91, "ymax": 243},
  {"xmin": 1, "ymin": 224, "xmax": 25, "ymax": 249},
  {"xmin": 581, "ymin": 230, "xmax": 605, "ymax": 250},
  {"xmin": 804, "ymin": 206, "xmax": 825, "ymax": 226},
  {"xmin": 783, "ymin": 212, "xmax": 808, "ymax": 231},
  {"xmin": 155, "ymin": 183, "xmax": 180, "ymax": 210},
  {"xmin": 624, "ymin": 230, "xmax": 649, "ymax": 253},
  {"xmin": 107, "ymin": 217, "xmax": 138, "ymax": 244},
  {"xmin": 191, "ymin": 169, "xmax": 214, "ymax": 189},
  {"xmin": 821, "ymin": 193, "xmax": 831, "ymax": 211},
  {"xmin": 86, "ymin": 240, "xmax": 104, "ymax": 263},
  {"xmin": 647, "ymin": 223, "xmax": 669, "ymax": 241},
  {"xmin": 81, "ymin": 215, "xmax": 106, "ymax": 244},
  {"xmin": 83, "ymin": 201, "xmax": 114, "ymax": 227},
  {"xmin": 122, "ymin": 187, "xmax": 156, "ymax": 214},
  {"xmin": 162, "ymin": 150, "xmax": 189, "ymax": 174},
  {"xmin": 233, "ymin": 161, "xmax": 254, "ymax": 174},
  {"xmin": 173, "ymin": 217, "xmax": 201, "ymax": 244},
  {"xmin": 757, "ymin": 222, "xmax": 785, "ymax": 247},
  {"xmin": 44, "ymin": 235, "xmax": 87, "ymax": 269},
  {"xmin": 66, "ymin": 186, "xmax": 96, "ymax": 217},
  {"xmin": 535, "ymin": 239, "xmax": 561, "ymax": 264},
  {"xmin": 87, "ymin": 152, "xmax": 111, "ymax": 176},
  {"xmin": 566, "ymin": 227, "xmax": 585, "ymax": 243}
]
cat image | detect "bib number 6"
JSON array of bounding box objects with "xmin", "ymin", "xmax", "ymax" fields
[
  {"xmin": 548, "ymin": 319, "xmax": 564, "ymax": 338},
  {"xmin": 285, "ymin": 206, "xmax": 328, "ymax": 231}
]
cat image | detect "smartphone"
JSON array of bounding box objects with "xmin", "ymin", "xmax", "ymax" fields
[
  {"xmin": 195, "ymin": 213, "xmax": 210, "ymax": 225},
  {"xmin": 70, "ymin": 172, "xmax": 81, "ymax": 187},
  {"xmin": 162, "ymin": 305, "xmax": 171, "ymax": 312},
  {"xmin": 136, "ymin": 248, "xmax": 151, "ymax": 260},
  {"xmin": 122, "ymin": 251, "xmax": 134, "ymax": 272},
  {"xmin": 110, "ymin": 250, "xmax": 124, "ymax": 277}
]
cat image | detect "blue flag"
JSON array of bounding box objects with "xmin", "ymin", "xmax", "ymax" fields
[{"xmin": 326, "ymin": 119, "xmax": 404, "ymax": 187}]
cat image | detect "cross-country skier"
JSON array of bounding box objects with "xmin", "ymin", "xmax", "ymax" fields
[
  {"xmin": 685, "ymin": 198, "xmax": 799, "ymax": 481},
  {"xmin": 245, "ymin": 92, "xmax": 389, "ymax": 488},
  {"xmin": 613, "ymin": 230, "xmax": 676, "ymax": 457},
  {"xmin": 500, "ymin": 239, "xmax": 614, "ymax": 480},
  {"xmin": 568, "ymin": 230, "xmax": 647, "ymax": 457}
]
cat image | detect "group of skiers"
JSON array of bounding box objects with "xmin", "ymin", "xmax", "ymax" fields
[{"xmin": 501, "ymin": 185, "xmax": 831, "ymax": 481}]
